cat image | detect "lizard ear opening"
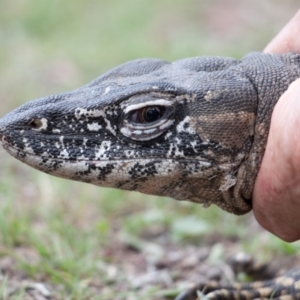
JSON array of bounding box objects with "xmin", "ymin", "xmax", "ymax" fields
[{"xmin": 119, "ymin": 97, "xmax": 175, "ymax": 141}]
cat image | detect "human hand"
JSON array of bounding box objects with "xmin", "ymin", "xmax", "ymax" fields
[
  {"xmin": 264, "ymin": 10, "xmax": 300, "ymax": 54},
  {"xmin": 253, "ymin": 10, "xmax": 300, "ymax": 242}
]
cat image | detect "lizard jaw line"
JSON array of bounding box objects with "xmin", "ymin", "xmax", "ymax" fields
[{"xmin": 1, "ymin": 144, "xmax": 212, "ymax": 165}]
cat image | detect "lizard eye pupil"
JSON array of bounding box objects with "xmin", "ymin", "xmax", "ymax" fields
[
  {"xmin": 143, "ymin": 106, "xmax": 163, "ymax": 122},
  {"xmin": 130, "ymin": 106, "xmax": 164, "ymax": 123}
]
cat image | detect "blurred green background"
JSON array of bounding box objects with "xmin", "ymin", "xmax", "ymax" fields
[{"xmin": 0, "ymin": 1, "xmax": 299, "ymax": 299}]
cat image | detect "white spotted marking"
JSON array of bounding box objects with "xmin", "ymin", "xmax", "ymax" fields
[
  {"xmin": 175, "ymin": 137, "xmax": 182, "ymax": 145},
  {"xmin": 38, "ymin": 118, "xmax": 48, "ymax": 130},
  {"xmin": 75, "ymin": 108, "xmax": 105, "ymax": 119},
  {"xmin": 104, "ymin": 118, "xmax": 116, "ymax": 136},
  {"xmin": 87, "ymin": 122, "xmax": 102, "ymax": 131},
  {"xmin": 94, "ymin": 141, "xmax": 112, "ymax": 160},
  {"xmin": 124, "ymin": 150, "xmax": 134, "ymax": 158},
  {"xmin": 174, "ymin": 146, "xmax": 184, "ymax": 157},
  {"xmin": 59, "ymin": 149, "xmax": 69, "ymax": 159},
  {"xmin": 120, "ymin": 127, "xmax": 131, "ymax": 136},
  {"xmin": 22, "ymin": 138, "xmax": 35, "ymax": 154},
  {"xmin": 59, "ymin": 136, "xmax": 65, "ymax": 146},
  {"xmin": 190, "ymin": 140, "xmax": 198, "ymax": 153},
  {"xmin": 83, "ymin": 138, "xmax": 88, "ymax": 147},
  {"xmin": 104, "ymin": 87, "xmax": 111, "ymax": 94},
  {"xmin": 164, "ymin": 132, "xmax": 173, "ymax": 140},
  {"xmin": 176, "ymin": 116, "xmax": 195, "ymax": 134}
]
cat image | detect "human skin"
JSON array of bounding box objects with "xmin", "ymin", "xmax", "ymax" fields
[{"xmin": 253, "ymin": 10, "xmax": 300, "ymax": 242}]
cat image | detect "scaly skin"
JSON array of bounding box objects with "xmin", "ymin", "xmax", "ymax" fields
[{"xmin": 0, "ymin": 52, "xmax": 300, "ymax": 215}]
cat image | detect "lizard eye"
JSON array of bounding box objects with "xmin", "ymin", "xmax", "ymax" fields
[
  {"xmin": 129, "ymin": 106, "xmax": 165, "ymax": 124},
  {"xmin": 120, "ymin": 97, "xmax": 175, "ymax": 141}
]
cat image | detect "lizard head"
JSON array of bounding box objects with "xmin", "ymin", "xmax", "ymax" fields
[{"xmin": 0, "ymin": 57, "xmax": 257, "ymax": 214}]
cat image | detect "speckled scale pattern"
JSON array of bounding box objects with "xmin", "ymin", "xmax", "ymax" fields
[
  {"xmin": 176, "ymin": 268, "xmax": 300, "ymax": 300},
  {"xmin": 0, "ymin": 52, "xmax": 300, "ymax": 215}
]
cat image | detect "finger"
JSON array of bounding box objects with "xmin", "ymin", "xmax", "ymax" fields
[
  {"xmin": 253, "ymin": 79, "xmax": 300, "ymax": 242},
  {"xmin": 264, "ymin": 10, "xmax": 300, "ymax": 54}
]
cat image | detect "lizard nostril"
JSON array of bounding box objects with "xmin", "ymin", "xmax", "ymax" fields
[
  {"xmin": 29, "ymin": 119, "xmax": 43, "ymax": 129},
  {"xmin": 29, "ymin": 118, "xmax": 47, "ymax": 130}
]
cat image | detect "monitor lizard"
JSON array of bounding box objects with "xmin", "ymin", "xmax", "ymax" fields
[{"xmin": 0, "ymin": 52, "xmax": 300, "ymax": 299}]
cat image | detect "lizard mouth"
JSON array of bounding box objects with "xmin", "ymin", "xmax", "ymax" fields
[
  {"xmin": 0, "ymin": 132, "xmax": 5, "ymax": 143},
  {"xmin": 0, "ymin": 137, "xmax": 10, "ymax": 150}
]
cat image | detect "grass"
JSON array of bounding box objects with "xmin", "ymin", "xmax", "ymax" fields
[{"xmin": 0, "ymin": 1, "xmax": 300, "ymax": 299}]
